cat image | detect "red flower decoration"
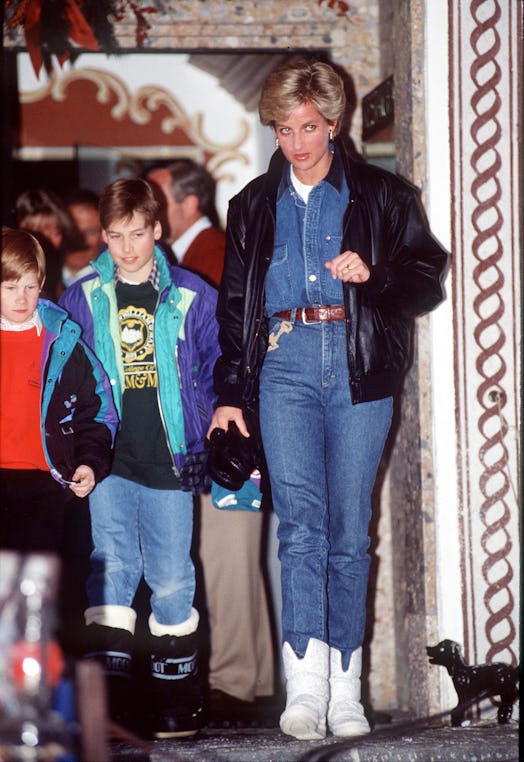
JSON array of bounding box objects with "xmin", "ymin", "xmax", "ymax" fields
[{"xmin": 5, "ymin": 0, "xmax": 159, "ymax": 77}]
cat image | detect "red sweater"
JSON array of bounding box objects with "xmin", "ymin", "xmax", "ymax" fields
[
  {"xmin": 183, "ymin": 227, "xmax": 226, "ymax": 288},
  {"xmin": 0, "ymin": 328, "xmax": 48, "ymax": 470}
]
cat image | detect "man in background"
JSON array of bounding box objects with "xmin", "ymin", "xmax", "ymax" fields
[
  {"xmin": 147, "ymin": 160, "xmax": 275, "ymax": 724},
  {"xmin": 147, "ymin": 160, "xmax": 224, "ymax": 285},
  {"xmin": 64, "ymin": 189, "xmax": 102, "ymax": 287}
]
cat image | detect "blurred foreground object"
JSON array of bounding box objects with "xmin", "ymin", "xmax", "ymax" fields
[{"xmin": 0, "ymin": 551, "xmax": 77, "ymax": 760}]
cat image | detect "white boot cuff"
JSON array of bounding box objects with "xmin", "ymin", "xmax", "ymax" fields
[
  {"xmin": 148, "ymin": 607, "xmax": 199, "ymax": 637},
  {"xmin": 84, "ymin": 605, "xmax": 137, "ymax": 634}
]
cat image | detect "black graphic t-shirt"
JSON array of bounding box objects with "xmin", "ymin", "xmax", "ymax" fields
[{"xmin": 111, "ymin": 280, "xmax": 179, "ymax": 489}]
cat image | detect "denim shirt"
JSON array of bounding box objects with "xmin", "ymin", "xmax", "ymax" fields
[{"xmin": 265, "ymin": 149, "xmax": 350, "ymax": 317}]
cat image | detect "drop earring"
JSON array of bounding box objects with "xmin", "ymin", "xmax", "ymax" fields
[
  {"xmin": 275, "ymin": 137, "xmax": 279, "ymax": 149},
  {"xmin": 329, "ymin": 129, "xmax": 335, "ymax": 154}
]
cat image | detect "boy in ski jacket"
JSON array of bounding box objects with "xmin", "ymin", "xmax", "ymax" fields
[
  {"xmin": 1, "ymin": 226, "xmax": 117, "ymax": 656},
  {"xmin": 1, "ymin": 226, "xmax": 117, "ymax": 549},
  {"xmin": 59, "ymin": 178, "xmax": 220, "ymax": 738}
]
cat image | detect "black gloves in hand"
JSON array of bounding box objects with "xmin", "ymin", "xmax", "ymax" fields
[
  {"xmin": 180, "ymin": 451, "xmax": 212, "ymax": 494},
  {"xmin": 206, "ymin": 422, "xmax": 256, "ymax": 492}
]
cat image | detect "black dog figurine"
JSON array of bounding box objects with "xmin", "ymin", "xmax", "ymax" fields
[{"xmin": 426, "ymin": 639, "xmax": 519, "ymax": 726}]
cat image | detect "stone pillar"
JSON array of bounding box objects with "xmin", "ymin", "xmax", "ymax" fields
[{"xmin": 390, "ymin": 0, "xmax": 441, "ymax": 716}]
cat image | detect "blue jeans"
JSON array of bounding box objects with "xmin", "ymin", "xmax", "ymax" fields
[
  {"xmin": 87, "ymin": 475, "xmax": 195, "ymax": 625},
  {"xmin": 259, "ymin": 318, "xmax": 392, "ymax": 667}
]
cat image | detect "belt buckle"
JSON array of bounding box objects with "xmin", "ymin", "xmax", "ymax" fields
[{"xmin": 301, "ymin": 308, "xmax": 321, "ymax": 325}]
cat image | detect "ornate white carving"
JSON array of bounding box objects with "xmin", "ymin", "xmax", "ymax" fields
[{"xmin": 20, "ymin": 66, "xmax": 250, "ymax": 160}]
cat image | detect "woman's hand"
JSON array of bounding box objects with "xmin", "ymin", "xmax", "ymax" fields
[
  {"xmin": 68, "ymin": 465, "xmax": 95, "ymax": 498},
  {"xmin": 207, "ymin": 406, "xmax": 250, "ymax": 438},
  {"xmin": 325, "ymin": 250, "xmax": 370, "ymax": 283}
]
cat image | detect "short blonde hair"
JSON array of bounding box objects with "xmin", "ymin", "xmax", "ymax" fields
[
  {"xmin": 1, "ymin": 227, "xmax": 46, "ymax": 283},
  {"xmin": 258, "ymin": 57, "xmax": 346, "ymax": 135}
]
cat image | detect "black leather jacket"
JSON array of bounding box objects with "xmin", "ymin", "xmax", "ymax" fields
[{"xmin": 214, "ymin": 138, "xmax": 448, "ymax": 409}]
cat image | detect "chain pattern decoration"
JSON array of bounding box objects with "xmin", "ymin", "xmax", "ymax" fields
[{"xmin": 468, "ymin": 0, "xmax": 516, "ymax": 665}]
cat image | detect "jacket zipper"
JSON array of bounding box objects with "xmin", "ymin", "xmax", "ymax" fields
[
  {"xmin": 245, "ymin": 296, "xmax": 266, "ymax": 377},
  {"xmin": 341, "ymin": 196, "xmax": 360, "ymax": 403},
  {"xmin": 153, "ymin": 298, "xmax": 181, "ymax": 477},
  {"xmin": 342, "ymin": 195, "xmax": 356, "ymax": 236},
  {"xmin": 41, "ymin": 319, "xmax": 75, "ymax": 484},
  {"xmin": 245, "ymin": 197, "xmax": 276, "ymax": 377}
]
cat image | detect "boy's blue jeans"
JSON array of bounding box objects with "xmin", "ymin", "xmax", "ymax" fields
[
  {"xmin": 259, "ymin": 318, "xmax": 392, "ymax": 668},
  {"xmin": 87, "ymin": 474, "xmax": 195, "ymax": 626}
]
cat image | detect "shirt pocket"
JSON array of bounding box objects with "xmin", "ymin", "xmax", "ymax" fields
[
  {"xmin": 266, "ymin": 242, "xmax": 293, "ymax": 306},
  {"xmin": 321, "ymin": 235, "xmax": 345, "ymax": 303},
  {"xmin": 321, "ymin": 233, "xmax": 343, "ymax": 261}
]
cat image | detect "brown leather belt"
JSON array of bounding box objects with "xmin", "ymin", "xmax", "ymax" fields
[{"xmin": 273, "ymin": 305, "xmax": 346, "ymax": 324}]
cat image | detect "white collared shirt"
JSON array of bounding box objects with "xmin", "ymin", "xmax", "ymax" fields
[{"xmin": 1, "ymin": 311, "xmax": 43, "ymax": 335}]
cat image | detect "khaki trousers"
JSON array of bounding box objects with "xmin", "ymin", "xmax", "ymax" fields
[{"xmin": 199, "ymin": 492, "xmax": 275, "ymax": 701}]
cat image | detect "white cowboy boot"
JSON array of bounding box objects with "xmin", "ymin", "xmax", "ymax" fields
[
  {"xmin": 327, "ymin": 646, "xmax": 371, "ymax": 737},
  {"xmin": 280, "ymin": 638, "xmax": 329, "ymax": 740}
]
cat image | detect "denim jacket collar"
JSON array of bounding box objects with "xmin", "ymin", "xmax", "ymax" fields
[{"xmin": 276, "ymin": 148, "xmax": 346, "ymax": 202}]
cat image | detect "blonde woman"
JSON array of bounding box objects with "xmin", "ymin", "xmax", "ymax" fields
[{"xmin": 209, "ymin": 57, "xmax": 448, "ymax": 741}]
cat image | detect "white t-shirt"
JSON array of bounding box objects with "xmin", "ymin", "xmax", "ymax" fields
[{"xmin": 290, "ymin": 166, "xmax": 314, "ymax": 203}]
